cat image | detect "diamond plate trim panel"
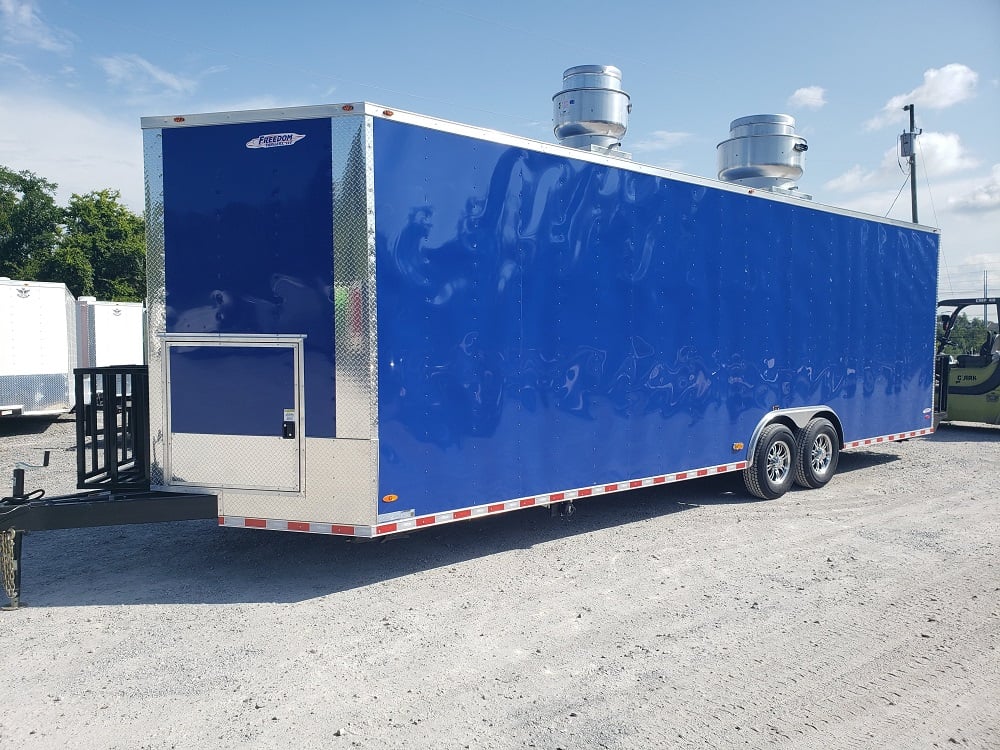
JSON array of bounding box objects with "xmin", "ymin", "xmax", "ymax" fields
[
  {"xmin": 305, "ymin": 437, "xmax": 377, "ymax": 525},
  {"xmin": 0, "ymin": 374, "xmax": 71, "ymax": 415},
  {"xmin": 364, "ymin": 115, "xmax": 378, "ymax": 438},
  {"xmin": 144, "ymin": 128, "xmax": 167, "ymax": 487},
  {"xmin": 217, "ymin": 437, "xmax": 375, "ymax": 524},
  {"xmin": 170, "ymin": 433, "xmax": 300, "ymax": 491},
  {"xmin": 332, "ymin": 115, "xmax": 376, "ymax": 440}
]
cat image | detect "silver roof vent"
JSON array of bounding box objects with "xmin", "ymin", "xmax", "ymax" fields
[
  {"xmin": 717, "ymin": 114, "xmax": 809, "ymax": 195},
  {"xmin": 553, "ymin": 65, "xmax": 631, "ymax": 157}
]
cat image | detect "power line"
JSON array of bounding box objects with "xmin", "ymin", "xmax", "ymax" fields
[
  {"xmin": 916, "ymin": 135, "xmax": 939, "ymax": 229},
  {"xmin": 885, "ymin": 175, "xmax": 911, "ymax": 218}
]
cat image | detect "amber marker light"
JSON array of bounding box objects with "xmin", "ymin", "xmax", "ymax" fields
[
  {"xmin": 732, "ymin": 442, "xmax": 745, "ymax": 451},
  {"xmin": 382, "ymin": 494, "xmax": 399, "ymax": 503}
]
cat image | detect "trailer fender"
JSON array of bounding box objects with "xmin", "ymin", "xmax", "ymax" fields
[{"xmin": 744, "ymin": 406, "xmax": 844, "ymax": 469}]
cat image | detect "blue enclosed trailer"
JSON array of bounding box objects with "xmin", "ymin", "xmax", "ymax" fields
[{"xmin": 138, "ymin": 101, "xmax": 940, "ymax": 538}]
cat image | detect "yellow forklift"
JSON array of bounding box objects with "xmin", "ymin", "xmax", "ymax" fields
[{"xmin": 935, "ymin": 297, "xmax": 1000, "ymax": 425}]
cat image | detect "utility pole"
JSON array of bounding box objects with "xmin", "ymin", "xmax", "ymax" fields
[{"xmin": 901, "ymin": 104, "xmax": 920, "ymax": 223}]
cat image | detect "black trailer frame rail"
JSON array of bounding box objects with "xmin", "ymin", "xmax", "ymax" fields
[
  {"xmin": 1, "ymin": 489, "xmax": 218, "ymax": 533},
  {"xmin": 1, "ymin": 490, "xmax": 218, "ymax": 610},
  {"xmin": 1, "ymin": 365, "xmax": 219, "ymax": 610}
]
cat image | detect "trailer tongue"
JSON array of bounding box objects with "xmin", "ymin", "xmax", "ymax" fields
[{"xmin": 2, "ymin": 366, "xmax": 217, "ymax": 609}]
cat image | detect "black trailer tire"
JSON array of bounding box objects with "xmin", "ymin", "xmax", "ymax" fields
[
  {"xmin": 743, "ymin": 424, "xmax": 796, "ymax": 500},
  {"xmin": 793, "ymin": 418, "xmax": 840, "ymax": 489}
]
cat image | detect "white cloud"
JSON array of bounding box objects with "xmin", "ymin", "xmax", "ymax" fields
[
  {"xmin": 787, "ymin": 86, "xmax": 826, "ymax": 110},
  {"xmin": 0, "ymin": 91, "xmax": 143, "ymax": 211},
  {"xmin": 96, "ymin": 53, "xmax": 196, "ymax": 96},
  {"xmin": 961, "ymin": 252, "xmax": 1000, "ymax": 268},
  {"xmin": 937, "ymin": 225, "xmax": 1000, "ymax": 297},
  {"xmin": 632, "ymin": 130, "xmax": 692, "ymax": 152},
  {"xmin": 0, "ymin": 0, "xmax": 71, "ymax": 53},
  {"xmin": 818, "ymin": 188, "xmax": 897, "ymax": 218},
  {"xmin": 824, "ymin": 164, "xmax": 878, "ymax": 193},
  {"xmin": 0, "ymin": 51, "xmax": 30, "ymax": 73},
  {"xmin": 948, "ymin": 165, "xmax": 1000, "ymax": 213},
  {"xmin": 866, "ymin": 63, "xmax": 978, "ymax": 130},
  {"xmin": 897, "ymin": 131, "xmax": 977, "ymax": 176},
  {"xmin": 827, "ymin": 131, "xmax": 976, "ymax": 194},
  {"xmin": 200, "ymin": 64, "xmax": 228, "ymax": 77}
]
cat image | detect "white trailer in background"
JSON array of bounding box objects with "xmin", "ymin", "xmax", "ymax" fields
[
  {"xmin": 76, "ymin": 297, "xmax": 145, "ymax": 368},
  {"xmin": 0, "ymin": 280, "xmax": 145, "ymax": 418},
  {"xmin": 0, "ymin": 278, "xmax": 77, "ymax": 417}
]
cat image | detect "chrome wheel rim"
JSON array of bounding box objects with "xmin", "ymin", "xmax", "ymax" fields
[
  {"xmin": 811, "ymin": 433, "xmax": 833, "ymax": 475},
  {"xmin": 766, "ymin": 440, "xmax": 791, "ymax": 484}
]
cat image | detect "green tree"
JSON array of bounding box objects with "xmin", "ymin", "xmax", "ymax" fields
[
  {"xmin": 31, "ymin": 244, "xmax": 94, "ymax": 298},
  {"xmin": 60, "ymin": 190, "xmax": 145, "ymax": 302},
  {"xmin": 938, "ymin": 313, "xmax": 990, "ymax": 356},
  {"xmin": 0, "ymin": 166, "xmax": 61, "ymax": 278}
]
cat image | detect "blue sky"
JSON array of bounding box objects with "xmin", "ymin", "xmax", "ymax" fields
[{"xmin": 1, "ymin": 0, "xmax": 998, "ymax": 301}]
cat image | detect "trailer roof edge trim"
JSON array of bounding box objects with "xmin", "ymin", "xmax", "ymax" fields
[
  {"xmin": 140, "ymin": 101, "xmax": 940, "ymax": 234},
  {"xmin": 0, "ymin": 278, "xmax": 75, "ymax": 290}
]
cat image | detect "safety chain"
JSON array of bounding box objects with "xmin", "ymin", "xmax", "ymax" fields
[{"xmin": 1, "ymin": 529, "xmax": 18, "ymax": 608}]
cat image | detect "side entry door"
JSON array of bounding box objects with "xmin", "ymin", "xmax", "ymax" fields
[{"xmin": 164, "ymin": 335, "xmax": 303, "ymax": 492}]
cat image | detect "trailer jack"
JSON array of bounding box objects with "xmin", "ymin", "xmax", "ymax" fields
[
  {"xmin": 4, "ymin": 451, "xmax": 51, "ymax": 505},
  {"xmin": 0, "ymin": 452, "xmax": 52, "ymax": 609}
]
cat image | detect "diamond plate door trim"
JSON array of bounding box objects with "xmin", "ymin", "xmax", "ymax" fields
[{"xmin": 143, "ymin": 128, "xmax": 167, "ymax": 487}]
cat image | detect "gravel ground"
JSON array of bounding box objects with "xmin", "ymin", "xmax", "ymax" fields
[{"xmin": 0, "ymin": 414, "xmax": 997, "ymax": 749}]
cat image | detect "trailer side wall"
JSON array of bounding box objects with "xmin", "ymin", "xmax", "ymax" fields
[
  {"xmin": 144, "ymin": 106, "xmax": 939, "ymax": 531},
  {"xmin": 372, "ymin": 118, "xmax": 939, "ymax": 518}
]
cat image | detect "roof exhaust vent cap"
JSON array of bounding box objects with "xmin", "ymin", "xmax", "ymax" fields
[
  {"xmin": 553, "ymin": 65, "xmax": 631, "ymax": 158},
  {"xmin": 717, "ymin": 114, "xmax": 809, "ymax": 196}
]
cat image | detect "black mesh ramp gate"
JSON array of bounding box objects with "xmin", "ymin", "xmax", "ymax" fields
[{"xmin": 75, "ymin": 366, "xmax": 150, "ymax": 490}]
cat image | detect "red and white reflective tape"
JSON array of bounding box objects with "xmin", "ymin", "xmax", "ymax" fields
[
  {"xmin": 218, "ymin": 459, "xmax": 749, "ymax": 538},
  {"xmin": 843, "ymin": 427, "xmax": 933, "ymax": 449},
  {"xmin": 219, "ymin": 515, "xmax": 370, "ymax": 536}
]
